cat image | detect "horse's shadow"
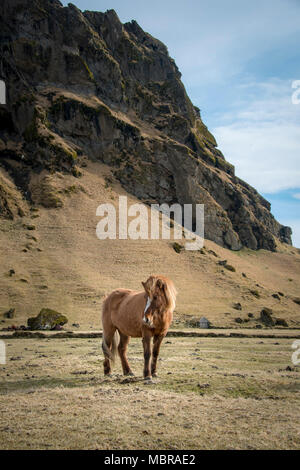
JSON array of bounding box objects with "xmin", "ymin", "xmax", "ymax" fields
[{"xmin": 102, "ymin": 374, "xmax": 158, "ymax": 385}]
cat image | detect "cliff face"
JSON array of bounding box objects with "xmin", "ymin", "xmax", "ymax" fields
[{"xmin": 0, "ymin": 0, "xmax": 292, "ymax": 250}]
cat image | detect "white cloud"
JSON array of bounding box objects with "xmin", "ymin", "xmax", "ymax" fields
[
  {"xmin": 212, "ymin": 79, "xmax": 300, "ymax": 245},
  {"xmin": 213, "ymin": 79, "xmax": 300, "ymax": 193},
  {"xmin": 156, "ymin": 0, "xmax": 300, "ymax": 86}
]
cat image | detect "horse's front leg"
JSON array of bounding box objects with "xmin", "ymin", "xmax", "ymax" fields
[
  {"xmin": 142, "ymin": 332, "xmax": 152, "ymax": 379},
  {"xmin": 118, "ymin": 332, "xmax": 134, "ymax": 376},
  {"xmin": 151, "ymin": 334, "xmax": 164, "ymax": 377}
]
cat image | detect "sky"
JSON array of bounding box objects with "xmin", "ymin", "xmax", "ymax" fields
[{"xmin": 62, "ymin": 0, "xmax": 300, "ymax": 247}]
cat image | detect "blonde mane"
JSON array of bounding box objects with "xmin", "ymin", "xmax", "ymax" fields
[
  {"xmin": 148, "ymin": 275, "xmax": 177, "ymax": 313},
  {"xmin": 164, "ymin": 277, "xmax": 177, "ymax": 312}
]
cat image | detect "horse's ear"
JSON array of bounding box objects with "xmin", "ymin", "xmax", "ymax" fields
[{"xmin": 142, "ymin": 281, "xmax": 147, "ymax": 292}]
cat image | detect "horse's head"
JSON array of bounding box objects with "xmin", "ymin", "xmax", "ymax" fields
[{"xmin": 142, "ymin": 275, "xmax": 177, "ymax": 328}]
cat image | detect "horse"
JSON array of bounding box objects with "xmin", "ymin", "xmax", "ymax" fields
[{"xmin": 101, "ymin": 275, "xmax": 177, "ymax": 380}]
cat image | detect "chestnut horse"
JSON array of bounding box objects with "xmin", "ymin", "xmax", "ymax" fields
[{"xmin": 102, "ymin": 275, "xmax": 177, "ymax": 380}]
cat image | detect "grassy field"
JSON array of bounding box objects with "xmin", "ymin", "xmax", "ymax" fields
[{"xmin": 0, "ymin": 335, "xmax": 299, "ymax": 449}]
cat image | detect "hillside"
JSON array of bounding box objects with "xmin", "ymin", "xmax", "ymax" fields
[{"xmin": 0, "ymin": 160, "xmax": 299, "ymax": 330}]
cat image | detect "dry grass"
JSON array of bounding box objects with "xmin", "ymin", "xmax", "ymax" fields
[{"xmin": 0, "ymin": 336, "xmax": 299, "ymax": 449}]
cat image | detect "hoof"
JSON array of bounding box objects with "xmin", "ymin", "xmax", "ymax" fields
[
  {"xmin": 152, "ymin": 373, "xmax": 158, "ymax": 378},
  {"xmin": 104, "ymin": 373, "xmax": 113, "ymax": 378},
  {"xmin": 144, "ymin": 376, "xmax": 153, "ymax": 384},
  {"xmin": 125, "ymin": 371, "xmax": 135, "ymax": 377}
]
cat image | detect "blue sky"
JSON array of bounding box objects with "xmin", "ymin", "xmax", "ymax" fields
[{"xmin": 62, "ymin": 0, "xmax": 300, "ymax": 247}]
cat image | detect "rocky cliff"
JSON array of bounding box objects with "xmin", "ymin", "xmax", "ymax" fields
[{"xmin": 0, "ymin": 0, "xmax": 292, "ymax": 250}]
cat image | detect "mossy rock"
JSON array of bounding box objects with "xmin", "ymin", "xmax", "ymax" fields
[
  {"xmin": 27, "ymin": 308, "xmax": 68, "ymax": 330},
  {"xmin": 72, "ymin": 167, "xmax": 82, "ymax": 178},
  {"xmin": 224, "ymin": 264, "xmax": 236, "ymax": 272},
  {"xmin": 233, "ymin": 302, "xmax": 242, "ymax": 311},
  {"xmin": 260, "ymin": 308, "xmax": 275, "ymax": 327},
  {"xmin": 3, "ymin": 308, "xmax": 15, "ymax": 319},
  {"xmin": 185, "ymin": 317, "xmax": 200, "ymax": 328},
  {"xmin": 41, "ymin": 190, "xmax": 63, "ymax": 208},
  {"xmin": 275, "ymin": 318, "xmax": 288, "ymax": 327},
  {"xmin": 195, "ymin": 119, "xmax": 217, "ymax": 147},
  {"xmin": 172, "ymin": 242, "xmax": 184, "ymax": 253},
  {"xmin": 80, "ymin": 58, "xmax": 95, "ymax": 83},
  {"xmin": 208, "ymin": 249, "xmax": 218, "ymax": 257},
  {"xmin": 272, "ymin": 293, "xmax": 281, "ymax": 300},
  {"xmin": 215, "ymin": 156, "xmax": 235, "ymax": 176}
]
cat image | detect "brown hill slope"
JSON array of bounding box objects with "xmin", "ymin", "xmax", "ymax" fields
[{"xmin": 0, "ymin": 161, "xmax": 299, "ymax": 330}]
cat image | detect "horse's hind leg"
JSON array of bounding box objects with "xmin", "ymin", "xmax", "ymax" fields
[
  {"xmin": 102, "ymin": 326, "xmax": 117, "ymax": 376},
  {"xmin": 118, "ymin": 332, "xmax": 134, "ymax": 376},
  {"xmin": 103, "ymin": 356, "xmax": 111, "ymax": 376}
]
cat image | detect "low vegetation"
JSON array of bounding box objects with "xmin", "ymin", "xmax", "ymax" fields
[{"xmin": 0, "ymin": 336, "xmax": 299, "ymax": 449}]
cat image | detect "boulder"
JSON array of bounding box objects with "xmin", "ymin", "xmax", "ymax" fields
[
  {"xmin": 3, "ymin": 308, "xmax": 15, "ymax": 319},
  {"xmin": 172, "ymin": 242, "xmax": 183, "ymax": 253},
  {"xmin": 275, "ymin": 318, "xmax": 288, "ymax": 327},
  {"xmin": 218, "ymin": 260, "xmax": 236, "ymax": 272},
  {"xmin": 250, "ymin": 290, "xmax": 260, "ymax": 298},
  {"xmin": 27, "ymin": 308, "xmax": 68, "ymax": 330},
  {"xmin": 224, "ymin": 264, "xmax": 236, "ymax": 272},
  {"xmin": 272, "ymin": 293, "xmax": 280, "ymax": 300},
  {"xmin": 208, "ymin": 250, "xmax": 218, "ymax": 257},
  {"xmin": 233, "ymin": 302, "xmax": 242, "ymax": 311},
  {"xmin": 260, "ymin": 308, "xmax": 275, "ymax": 326},
  {"xmin": 218, "ymin": 260, "xmax": 227, "ymax": 266}
]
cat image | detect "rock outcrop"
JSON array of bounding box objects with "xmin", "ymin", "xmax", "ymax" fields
[
  {"xmin": 0, "ymin": 0, "xmax": 292, "ymax": 250},
  {"xmin": 27, "ymin": 307, "xmax": 68, "ymax": 330}
]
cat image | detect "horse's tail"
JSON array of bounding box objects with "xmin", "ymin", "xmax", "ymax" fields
[
  {"xmin": 101, "ymin": 294, "xmax": 119, "ymax": 365},
  {"xmin": 102, "ymin": 330, "xmax": 118, "ymax": 364}
]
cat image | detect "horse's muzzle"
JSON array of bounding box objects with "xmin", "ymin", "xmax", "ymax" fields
[{"xmin": 143, "ymin": 316, "xmax": 154, "ymax": 328}]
